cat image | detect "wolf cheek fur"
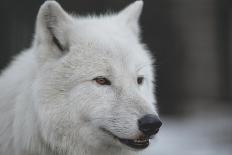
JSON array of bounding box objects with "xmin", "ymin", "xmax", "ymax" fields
[{"xmin": 0, "ymin": 1, "xmax": 161, "ymax": 155}]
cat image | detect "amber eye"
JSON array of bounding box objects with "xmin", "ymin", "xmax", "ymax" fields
[
  {"xmin": 137, "ymin": 77, "xmax": 144, "ymax": 85},
  {"xmin": 93, "ymin": 77, "xmax": 111, "ymax": 85}
]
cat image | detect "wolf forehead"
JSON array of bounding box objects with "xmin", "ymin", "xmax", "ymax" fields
[
  {"xmin": 66, "ymin": 31, "xmax": 151, "ymax": 70},
  {"xmin": 65, "ymin": 20, "xmax": 152, "ymax": 72},
  {"xmin": 60, "ymin": 46, "xmax": 153, "ymax": 83},
  {"xmin": 62, "ymin": 28, "xmax": 152, "ymax": 78}
]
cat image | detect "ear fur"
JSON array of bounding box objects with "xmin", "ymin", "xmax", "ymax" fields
[
  {"xmin": 35, "ymin": 0, "xmax": 73, "ymax": 52},
  {"xmin": 118, "ymin": 1, "xmax": 144, "ymax": 35}
]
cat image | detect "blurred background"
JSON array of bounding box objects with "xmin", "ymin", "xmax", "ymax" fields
[{"xmin": 0, "ymin": 0, "xmax": 232, "ymax": 154}]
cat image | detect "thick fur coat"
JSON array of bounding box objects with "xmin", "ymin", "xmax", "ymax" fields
[{"xmin": 0, "ymin": 1, "xmax": 159, "ymax": 155}]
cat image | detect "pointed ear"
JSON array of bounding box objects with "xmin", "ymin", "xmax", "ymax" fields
[
  {"xmin": 118, "ymin": 1, "xmax": 143, "ymax": 35},
  {"xmin": 35, "ymin": 1, "xmax": 73, "ymax": 53}
]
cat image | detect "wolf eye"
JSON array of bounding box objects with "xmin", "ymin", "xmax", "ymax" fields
[
  {"xmin": 137, "ymin": 77, "xmax": 144, "ymax": 85},
  {"xmin": 93, "ymin": 77, "xmax": 111, "ymax": 85}
]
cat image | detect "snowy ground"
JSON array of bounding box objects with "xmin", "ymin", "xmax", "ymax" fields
[{"xmin": 143, "ymin": 104, "xmax": 232, "ymax": 155}]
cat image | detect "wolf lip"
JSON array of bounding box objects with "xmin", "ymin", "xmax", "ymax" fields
[
  {"xmin": 100, "ymin": 127, "xmax": 150, "ymax": 149},
  {"xmin": 118, "ymin": 137, "xmax": 150, "ymax": 149}
]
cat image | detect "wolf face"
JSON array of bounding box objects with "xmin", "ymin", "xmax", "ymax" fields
[{"xmin": 33, "ymin": 1, "xmax": 161, "ymax": 153}]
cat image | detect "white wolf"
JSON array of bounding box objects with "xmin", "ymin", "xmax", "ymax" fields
[{"xmin": 0, "ymin": 1, "xmax": 161, "ymax": 155}]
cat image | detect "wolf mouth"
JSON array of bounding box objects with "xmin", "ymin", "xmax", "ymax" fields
[{"xmin": 100, "ymin": 128, "xmax": 150, "ymax": 149}]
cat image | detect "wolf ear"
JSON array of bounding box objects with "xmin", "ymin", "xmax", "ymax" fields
[
  {"xmin": 118, "ymin": 1, "xmax": 143, "ymax": 35},
  {"xmin": 35, "ymin": 1, "xmax": 73, "ymax": 53}
]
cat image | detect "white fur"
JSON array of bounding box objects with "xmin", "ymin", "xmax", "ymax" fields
[{"xmin": 0, "ymin": 1, "xmax": 158, "ymax": 155}]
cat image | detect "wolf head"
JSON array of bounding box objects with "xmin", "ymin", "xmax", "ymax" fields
[{"xmin": 33, "ymin": 0, "xmax": 161, "ymax": 153}]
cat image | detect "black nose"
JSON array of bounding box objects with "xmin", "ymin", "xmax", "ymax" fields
[{"xmin": 138, "ymin": 114, "xmax": 162, "ymax": 136}]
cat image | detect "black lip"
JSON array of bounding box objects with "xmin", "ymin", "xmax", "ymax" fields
[
  {"xmin": 118, "ymin": 138, "xmax": 149, "ymax": 149},
  {"xmin": 100, "ymin": 127, "xmax": 150, "ymax": 150}
]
